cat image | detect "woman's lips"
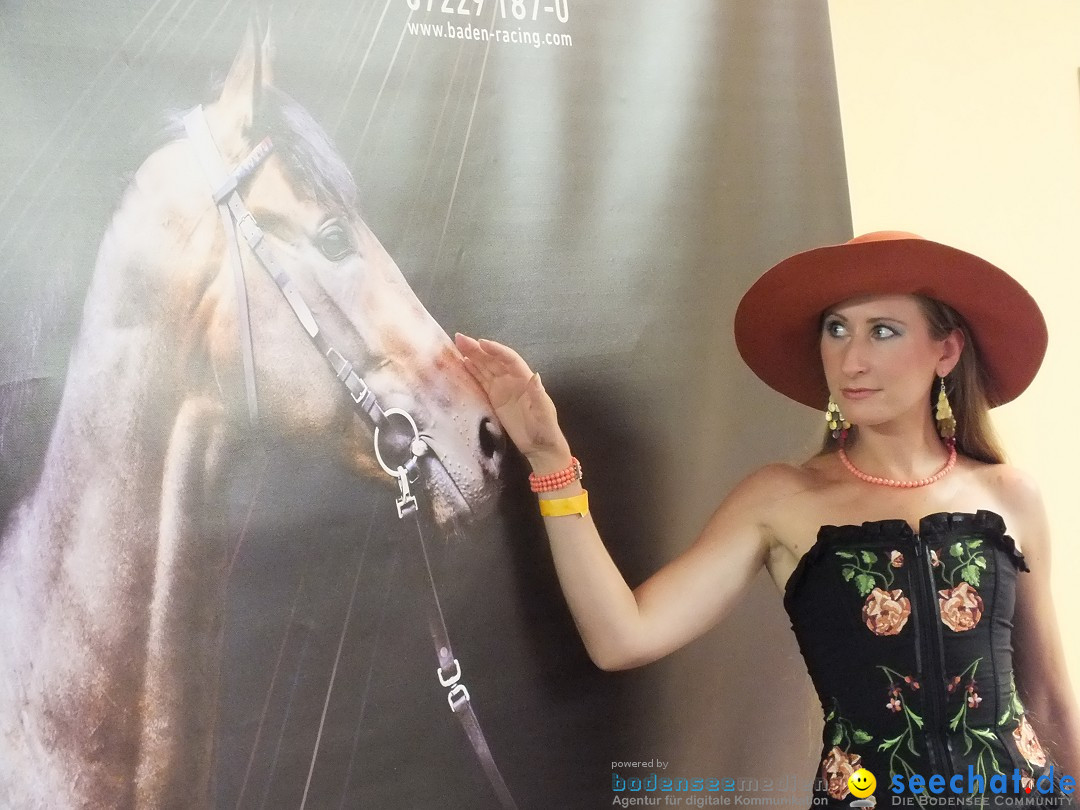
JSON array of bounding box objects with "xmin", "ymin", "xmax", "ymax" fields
[{"xmin": 841, "ymin": 388, "xmax": 879, "ymax": 401}]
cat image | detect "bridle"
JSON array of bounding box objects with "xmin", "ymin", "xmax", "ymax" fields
[{"xmin": 182, "ymin": 106, "xmax": 518, "ymax": 809}]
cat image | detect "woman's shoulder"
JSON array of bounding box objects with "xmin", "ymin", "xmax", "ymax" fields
[
  {"xmin": 965, "ymin": 459, "xmax": 1044, "ymax": 511},
  {"xmin": 734, "ymin": 459, "xmax": 827, "ymax": 496},
  {"xmin": 962, "ymin": 459, "xmax": 1048, "ymax": 549},
  {"xmin": 719, "ymin": 459, "xmax": 833, "ymax": 524}
]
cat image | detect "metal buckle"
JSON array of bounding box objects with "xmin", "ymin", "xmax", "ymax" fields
[
  {"xmin": 393, "ymin": 467, "xmax": 418, "ymax": 519},
  {"xmin": 446, "ymin": 683, "xmax": 471, "ymax": 713},
  {"xmin": 437, "ymin": 658, "xmax": 462, "ymax": 686},
  {"xmin": 373, "ymin": 409, "xmax": 430, "ymax": 519},
  {"xmin": 236, "ymin": 211, "xmax": 263, "ymax": 247}
]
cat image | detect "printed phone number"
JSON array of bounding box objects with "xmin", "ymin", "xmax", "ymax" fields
[{"xmin": 407, "ymin": 0, "xmax": 570, "ymax": 24}]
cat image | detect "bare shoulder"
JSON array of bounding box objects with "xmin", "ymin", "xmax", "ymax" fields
[
  {"xmin": 971, "ymin": 462, "xmax": 1050, "ymax": 555},
  {"xmin": 722, "ymin": 461, "xmax": 823, "ymax": 516},
  {"xmin": 707, "ymin": 460, "xmax": 830, "ymax": 556}
]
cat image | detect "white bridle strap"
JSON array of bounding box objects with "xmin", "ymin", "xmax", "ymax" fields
[{"xmin": 183, "ymin": 106, "xmax": 261, "ymax": 423}]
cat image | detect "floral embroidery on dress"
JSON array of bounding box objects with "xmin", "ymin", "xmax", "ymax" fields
[
  {"xmin": 945, "ymin": 658, "xmax": 1003, "ymax": 782},
  {"xmin": 1013, "ymin": 715, "xmax": 1048, "ymax": 768},
  {"xmin": 932, "ymin": 538, "xmax": 987, "ymax": 632},
  {"xmin": 821, "ymin": 746, "xmax": 862, "ymax": 800},
  {"xmin": 836, "ymin": 549, "xmax": 912, "ymax": 635},
  {"xmin": 876, "ymin": 666, "xmax": 923, "ymax": 781},
  {"xmin": 820, "ymin": 701, "xmax": 873, "ymax": 799},
  {"xmin": 997, "ymin": 676, "xmax": 1048, "ymax": 770},
  {"xmin": 939, "ymin": 582, "xmax": 985, "ymax": 632}
]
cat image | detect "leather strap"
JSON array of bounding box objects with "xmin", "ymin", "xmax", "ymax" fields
[
  {"xmin": 408, "ymin": 508, "xmax": 519, "ymax": 810},
  {"xmin": 183, "ymin": 107, "xmax": 260, "ymax": 422}
]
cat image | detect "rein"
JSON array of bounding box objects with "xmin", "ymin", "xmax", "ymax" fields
[{"xmin": 182, "ymin": 106, "xmax": 518, "ymax": 809}]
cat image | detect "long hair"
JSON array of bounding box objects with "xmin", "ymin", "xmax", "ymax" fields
[{"xmin": 819, "ymin": 296, "xmax": 1006, "ymax": 464}]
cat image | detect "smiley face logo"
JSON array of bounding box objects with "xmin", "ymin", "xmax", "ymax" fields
[{"xmin": 848, "ymin": 768, "xmax": 876, "ymax": 798}]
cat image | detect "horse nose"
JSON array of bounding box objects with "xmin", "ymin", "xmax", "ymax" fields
[{"xmin": 477, "ymin": 416, "xmax": 505, "ymax": 472}]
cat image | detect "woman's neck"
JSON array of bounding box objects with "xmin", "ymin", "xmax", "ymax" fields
[{"xmin": 843, "ymin": 417, "xmax": 952, "ymax": 481}]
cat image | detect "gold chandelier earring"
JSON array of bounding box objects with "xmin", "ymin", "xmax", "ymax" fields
[
  {"xmin": 935, "ymin": 376, "xmax": 957, "ymax": 443},
  {"xmin": 826, "ymin": 396, "xmax": 851, "ymax": 440}
]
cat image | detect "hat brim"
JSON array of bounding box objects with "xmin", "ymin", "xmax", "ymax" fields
[{"xmin": 733, "ymin": 237, "xmax": 1047, "ymax": 409}]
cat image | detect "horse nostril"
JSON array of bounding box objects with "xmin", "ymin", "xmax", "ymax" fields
[{"xmin": 478, "ymin": 417, "xmax": 505, "ymax": 462}]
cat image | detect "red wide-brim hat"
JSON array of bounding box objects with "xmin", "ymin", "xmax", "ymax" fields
[{"xmin": 733, "ymin": 231, "xmax": 1048, "ymax": 409}]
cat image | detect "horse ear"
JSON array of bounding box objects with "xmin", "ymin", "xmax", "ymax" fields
[
  {"xmin": 218, "ymin": 22, "xmax": 274, "ymax": 134},
  {"xmin": 260, "ymin": 23, "xmax": 275, "ymax": 87}
]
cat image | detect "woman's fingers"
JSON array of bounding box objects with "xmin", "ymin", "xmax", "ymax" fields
[
  {"xmin": 476, "ymin": 337, "xmax": 532, "ymax": 373},
  {"xmin": 456, "ymin": 333, "xmax": 532, "ymax": 379}
]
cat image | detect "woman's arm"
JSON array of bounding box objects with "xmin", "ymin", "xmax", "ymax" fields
[
  {"xmin": 1002, "ymin": 468, "xmax": 1080, "ymax": 777},
  {"xmin": 456, "ymin": 334, "xmax": 782, "ymax": 671}
]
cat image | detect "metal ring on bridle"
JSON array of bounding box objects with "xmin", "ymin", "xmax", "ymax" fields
[{"xmin": 373, "ymin": 407, "xmax": 429, "ymax": 477}]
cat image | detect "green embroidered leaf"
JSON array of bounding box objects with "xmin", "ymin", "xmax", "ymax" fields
[
  {"xmin": 949, "ymin": 709, "xmax": 964, "ymax": 731},
  {"xmin": 998, "ymin": 708, "xmax": 1011, "ymax": 726},
  {"xmin": 852, "ymin": 730, "xmax": 873, "ymax": 744},
  {"xmin": 1012, "ymin": 693, "xmax": 1026, "ymax": 715},
  {"xmin": 974, "ymin": 556, "xmax": 987, "ymax": 569},
  {"xmin": 861, "ymin": 551, "xmax": 878, "ymax": 565},
  {"xmin": 831, "ymin": 726, "xmax": 843, "ymax": 746},
  {"xmin": 964, "ymin": 733, "xmax": 973, "ymax": 756},
  {"xmin": 908, "ymin": 734, "xmax": 919, "ymax": 756},
  {"xmin": 835, "ymin": 551, "xmax": 857, "ymax": 560},
  {"xmin": 904, "ymin": 705, "xmax": 924, "ymax": 728},
  {"xmin": 950, "ymin": 542, "xmax": 964, "ymax": 558},
  {"xmin": 970, "ymin": 728, "xmax": 997, "ymax": 741},
  {"xmin": 960, "ymin": 565, "xmax": 981, "ymax": 587},
  {"xmin": 967, "ymin": 539, "xmax": 983, "ymax": 549},
  {"xmin": 877, "ymin": 734, "xmax": 903, "ymax": 752},
  {"xmin": 855, "ymin": 574, "xmax": 876, "ymax": 597},
  {"xmin": 825, "ymin": 708, "xmax": 836, "ymax": 722},
  {"xmin": 842, "ymin": 568, "xmax": 855, "ymax": 582}
]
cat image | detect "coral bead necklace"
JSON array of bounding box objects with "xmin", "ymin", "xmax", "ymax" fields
[{"xmin": 838, "ymin": 440, "xmax": 957, "ymax": 489}]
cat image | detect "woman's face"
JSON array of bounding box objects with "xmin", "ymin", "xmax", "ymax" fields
[{"xmin": 819, "ymin": 295, "xmax": 962, "ymax": 430}]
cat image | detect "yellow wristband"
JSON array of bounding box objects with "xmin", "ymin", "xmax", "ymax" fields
[{"xmin": 538, "ymin": 490, "xmax": 589, "ymax": 517}]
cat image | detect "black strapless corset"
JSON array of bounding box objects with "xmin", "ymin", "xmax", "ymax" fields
[{"xmin": 784, "ymin": 511, "xmax": 1064, "ymax": 806}]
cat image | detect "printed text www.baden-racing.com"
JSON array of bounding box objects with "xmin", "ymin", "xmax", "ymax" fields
[{"xmin": 406, "ymin": 21, "xmax": 573, "ymax": 48}]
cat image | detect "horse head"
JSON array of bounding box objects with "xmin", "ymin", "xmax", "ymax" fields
[{"xmin": 125, "ymin": 28, "xmax": 504, "ymax": 525}]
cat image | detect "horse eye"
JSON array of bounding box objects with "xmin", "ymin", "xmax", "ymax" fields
[{"xmin": 315, "ymin": 223, "xmax": 353, "ymax": 261}]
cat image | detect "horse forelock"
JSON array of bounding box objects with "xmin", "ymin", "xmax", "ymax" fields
[{"xmin": 253, "ymin": 87, "xmax": 358, "ymax": 217}]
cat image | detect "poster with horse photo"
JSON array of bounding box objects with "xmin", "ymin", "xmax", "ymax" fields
[{"xmin": 0, "ymin": 1, "xmax": 849, "ymax": 807}]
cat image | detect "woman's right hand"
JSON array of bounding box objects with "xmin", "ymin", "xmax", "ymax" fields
[{"xmin": 454, "ymin": 333, "xmax": 572, "ymax": 472}]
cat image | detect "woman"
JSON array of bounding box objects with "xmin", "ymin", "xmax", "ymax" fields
[{"xmin": 455, "ymin": 231, "xmax": 1080, "ymax": 805}]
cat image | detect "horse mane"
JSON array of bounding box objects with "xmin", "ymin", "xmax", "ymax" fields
[
  {"xmin": 255, "ymin": 85, "xmax": 358, "ymax": 214},
  {"xmin": 159, "ymin": 84, "xmax": 359, "ymax": 214}
]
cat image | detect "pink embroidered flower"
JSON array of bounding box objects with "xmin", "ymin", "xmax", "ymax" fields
[
  {"xmin": 1013, "ymin": 715, "xmax": 1048, "ymax": 767},
  {"xmin": 929, "ymin": 549, "xmax": 942, "ymax": 567},
  {"xmin": 862, "ymin": 587, "xmax": 912, "ymax": 636},
  {"xmin": 821, "ymin": 746, "xmax": 862, "ymax": 800},
  {"xmin": 967, "ymin": 692, "xmax": 982, "ymax": 709},
  {"xmin": 889, "ymin": 550, "xmax": 905, "ymax": 568},
  {"xmin": 938, "ymin": 582, "xmax": 985, "ymax": 632},
  {"xmin": 1021, "ymin": 772, "xmax": 1035, "ymax": 793},
  {"xmin": 887, "ymin": 697, "xmax": 902, "ymax": 712}
]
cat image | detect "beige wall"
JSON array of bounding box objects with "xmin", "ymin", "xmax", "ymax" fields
[{"xmin": 829, "ymin": 0, "xmax": 1080, "ymax": 700}]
